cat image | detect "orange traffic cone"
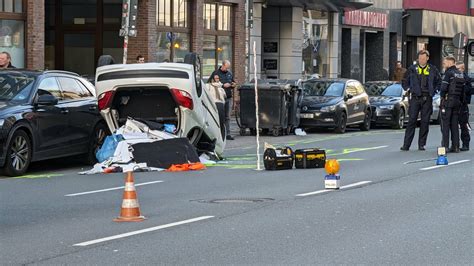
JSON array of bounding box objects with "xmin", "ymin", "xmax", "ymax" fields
[{"xmin": 114, "ymin": 172, "xmax": 145, "ymax": 222}]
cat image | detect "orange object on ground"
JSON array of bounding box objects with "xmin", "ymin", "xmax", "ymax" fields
[
  {"xmin": 167, "ymin": 162, "xmax": 206, "ymax": 172},
  {"xmin": 325, "ymin": 159, "xmax": 340, "ymax": 175},
  {"xmin": 114, "ymin": 172, "xmax": 145, "ymax": 222}
]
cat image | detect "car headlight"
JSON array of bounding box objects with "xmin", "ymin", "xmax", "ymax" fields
[
  {"xmin": 321, "ymin": 105, "xmax": 337, "ymax": 112},
  {"xmin": 379, "ymin": 105, "xmax": 394, "ymax": 110}
]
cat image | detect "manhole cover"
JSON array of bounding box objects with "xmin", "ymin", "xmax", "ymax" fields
[{"xmin": 192, "ymin": 198, "xmax": 274, "ymax": 204}]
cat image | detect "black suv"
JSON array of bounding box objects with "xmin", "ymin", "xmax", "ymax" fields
[
  {"xmin": 299, "ymin": 79, "xmax": 371, "ymax": 133},
  {"xmin": 0, "ymin": 70, "xmax": 107, "ymax": 176}
]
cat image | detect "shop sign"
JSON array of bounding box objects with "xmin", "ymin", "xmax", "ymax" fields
[{"xmin": 344, "ymin": 10, "xmax": 388, "ymax": 29}]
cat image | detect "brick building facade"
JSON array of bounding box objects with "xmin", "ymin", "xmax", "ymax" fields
[{"xmin": 13, "ymin": 0, "xmax": 245, "ymax": 83}]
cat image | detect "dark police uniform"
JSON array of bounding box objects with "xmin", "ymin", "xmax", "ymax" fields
[
  {"xmin": 401, "ymin": 63, "xmax": 441, "ymax": 150},
  {"xmin": 440, "ymin": 65, "xmax": 466, "ymax": 152},
  {"xmin": 459, "ymin": 73, "xmax": 473, "ymax": 150}
]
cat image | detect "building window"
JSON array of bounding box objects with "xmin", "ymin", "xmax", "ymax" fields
[
  {"xmin": 156, "ymin": 0, "xmax": 190, "ymax": 62},
  {"xmin": 157, "ymin": 0, "xmax": 188, "ymax": 27},
  {"xmin": 0, "ymin": 0, "xmax": 25, "ymax": 68},
  {"xmin": 203, "ymin": 3, "xmax": 233, "ymax": 77}
]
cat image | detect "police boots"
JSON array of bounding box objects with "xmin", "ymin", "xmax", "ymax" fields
[{"xmin": 460, "ymin": 144, "xmax": 469, "ymax": 151}]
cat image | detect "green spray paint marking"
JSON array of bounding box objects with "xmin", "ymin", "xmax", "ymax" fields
[{"xmin": 14, "ymin": 173, "xmax": 64, "ymax": 179}]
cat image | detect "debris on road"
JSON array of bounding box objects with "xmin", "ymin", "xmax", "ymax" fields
[{"xmin": 80, "ymin": 118, "xmax": 201, "ymax": 174}]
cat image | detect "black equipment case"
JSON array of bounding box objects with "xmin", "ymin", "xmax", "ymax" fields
[
  {"xmin": 263, "ymin": 147, "xmax": 294, "ymax": 170},
  {"xmin": 294, "ymin": 149, "xmax": 326, "ymax": 169}
]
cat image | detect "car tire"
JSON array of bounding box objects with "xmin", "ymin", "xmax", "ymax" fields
[
  {"xmin": 359, "ymin": 111, "xmax": 371, "ymax": 131},
  {"xmin": 85, "ymin": 122, "xmax": 110, "ymax": 165},
  {"xmin": 334, "ymin": 112, "xmax": 347, "ymax": 134},
  {"xmin": 272, "ymin": 128, "xmax": 280, "ymax": 137},
  {"xmin": 393, "ymin": 109, "xmax": 405, "ymax": 130},
  {"xmin": 4, "ymin": 130, "xmax": 32, "ymax": 177}
]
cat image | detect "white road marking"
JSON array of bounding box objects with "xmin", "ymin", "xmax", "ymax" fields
[
  {"xmin": 73, "ymin": 216, "xmax": 214, "ymax": 247},
  {"xmin": 65, "ymin": 180, "xmax": 164, "ymax": 197},
  {"xmin": 339, "ymin": 181, "xmax": 373, "ymax": 189},
  {"xmin": 296, "ymin": 189, "xmax": 331, "ymax": 197},
  {"xmin": 420, "ymin": 160, "xmax": 471, "ymax": 171},
  {"xmin": 296, "ymin": 181, "xmax": 372, "ymax": 197}
]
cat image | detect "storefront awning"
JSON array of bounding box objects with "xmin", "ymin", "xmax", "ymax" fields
[
  {"xmin": 266, "ymin": 0, "xmax": 373, "ymax": 11},
  {"xmin": 406, "ymin": 10, "xmax": 474, "ymax": 38}
]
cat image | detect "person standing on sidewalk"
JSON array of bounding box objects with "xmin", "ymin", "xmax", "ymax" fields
[
  {"xmin": 439, "ymin": 57, "xmax": 466, "ymax": 153},
  {"xmin": 208, "ymin": 60, "xmax": 236, "ymax": 140},
  {"xmin": 401, "ymin": 50, "xmax": 442, "ymax": 151},
  {"xmin": 456, "ymin": 62, "xmax": 474, "ymax": 151},
  {"xmin": 0, "ymin": 51, "xmax": 15, "ymax": 69},
  {"xmin": 206, "ymin": 75, "xmax": 227, "ymax": 140},
  {"xmin": 392, "ymin": 61, "xmax": 407, "ymax": 82}
]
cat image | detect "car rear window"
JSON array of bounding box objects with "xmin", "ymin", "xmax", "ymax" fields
[{"xmin": 97, "ymin": 69, "xmax": 189, "ymax": 82}]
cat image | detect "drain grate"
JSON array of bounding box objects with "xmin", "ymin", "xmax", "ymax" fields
[{"xmin": 192, "ymin": 198, "xmax": 274, "ymax": 204}]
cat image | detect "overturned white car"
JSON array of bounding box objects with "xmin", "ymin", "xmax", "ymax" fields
[{"xmin": 94, "ymin": 54, "xmax": 225, "ymax": 156}]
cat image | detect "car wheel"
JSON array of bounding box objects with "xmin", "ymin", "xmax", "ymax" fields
[
  {"xmin": 4, "ymin": 130, "xmax": 32, "ymax": 177},
  {"xmin": 250, "ymin": 128, "xmax": 257, "ymax": 136},
  {"xmin": 393, "ymin": 109, "xmax": 405, "ymax": 129},
  {"xmin": 85, "ymin": 123, "xmax": 110, "ymax": 165},
  {"xmin": 272, "ymin": 128, "xmax": 280, "ymax": 137},
  {"xmin": 334, "ymin": 112, "xmax": 347, "ymax": 134},
  {"xmin": 359, "ymin": 111, "xmax": 371, "ymax": 131}
]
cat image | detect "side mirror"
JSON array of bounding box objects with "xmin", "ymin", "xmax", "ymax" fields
[
  {"xmin": 345, "ymin": 94, "xmax": 354, "ymax": 101},
  {"xmin": 36, "ymin": 94, "xmax": 58, "ymax": 106}
]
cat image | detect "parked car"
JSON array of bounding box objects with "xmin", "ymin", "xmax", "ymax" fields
[
  {"xmin": 299, "ymin": 79, "xmax": 371, "ymax": 133},
  {"xmin": 94, "ymin": 53, "xmax": 225, "ymax": 156},
  {"xmin": 364, "ymin": 81, "xmax": 408, "ymax": 129},
  {"xmin": 0, "ymin": 70, "xmax": 107, "ymax": 176}
]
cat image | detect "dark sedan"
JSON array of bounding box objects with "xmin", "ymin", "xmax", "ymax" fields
[
  {"xmin": 0, "ymin": 70, "xmax": 108, "ymax": 176},
  {"xmin": 299, "ymin": 79, "xmax": 371, "ymax": 133},
  {"xmin": 365, "ymin": 81, "xmax": 408, "ymax": 129}
]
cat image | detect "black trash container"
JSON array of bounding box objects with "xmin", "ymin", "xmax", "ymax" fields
[{"xmin": 239, "ymin": 83, "xmax": 295, "ymax": 136}]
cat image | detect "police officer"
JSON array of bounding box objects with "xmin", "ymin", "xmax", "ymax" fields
[
  {"xmin": 456, "ymin": 62, "xmax": 474, "ymax": 151},
  {"xmin": 401, "ymin": 50, "xmax": 442, "ymax": 151},
  {"xmin": 440, "ymin": 57, "xmax": 465, "ymax": 153}
]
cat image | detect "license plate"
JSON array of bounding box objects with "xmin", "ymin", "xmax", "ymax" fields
[{"xmin": 300, "ymin": 113, "xmax": 314, "ymax": 119}]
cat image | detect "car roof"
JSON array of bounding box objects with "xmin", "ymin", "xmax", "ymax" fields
[
  {"xmin": 0, "ymin": 69, "xmax": 81, "ymax": 77},
  {"xmin": 304, "ymin": 78, "xmax": 354, "ymax": 83}
]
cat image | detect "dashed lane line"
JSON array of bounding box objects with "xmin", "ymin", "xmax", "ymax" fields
[
  {"xmin": 73, "ymin": 216, "xmax": 214, "ymax": 247},
  {"xmin": 296, "ymin": 181, "xmax": 372, "ymax": 197},
  {"xmin": 65, "ymin": 180, "xmax": 164, "ymax": 197},
  {"xmin": 420, "ymin": 160, "xmax": 471, "ymax": 171}
]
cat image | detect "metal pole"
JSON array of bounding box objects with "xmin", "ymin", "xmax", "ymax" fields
[
  {"xmin": 122, "ymin": 0, "xmax": 131, "ymax": 64},
  {"xmin": 254, "ymin": 41, "xmax": 261, "ymax": 170}
]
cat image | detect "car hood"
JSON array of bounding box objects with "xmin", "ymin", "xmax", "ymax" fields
[
  {"xmin": 369, "ymin": 96, "xmax": 401, "ymax": 106},
  {"xmin": 301, "ymin": 96, "xmax": 342, "ymax": 108},
  {"xmin": 0, "ymin": 101, "xmax": 29, "ymax": 117}
]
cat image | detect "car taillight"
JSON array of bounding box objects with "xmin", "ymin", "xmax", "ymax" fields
[
  {"xmin": 98, "ymin": 91, "xmax": 115, "ymax": 111},
  {"xmin": 171, "ymin": 88, "xmax": 194, "ymax": 110}
]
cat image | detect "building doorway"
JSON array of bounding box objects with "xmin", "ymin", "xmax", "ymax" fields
[{"xmin": 45, "ymin": 0, "xmax": 122, "ymax": 77}]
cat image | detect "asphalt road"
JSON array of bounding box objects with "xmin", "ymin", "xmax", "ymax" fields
[{"xmin": 1, "ymin": 117, "xmax": 473, "ymax": 264}]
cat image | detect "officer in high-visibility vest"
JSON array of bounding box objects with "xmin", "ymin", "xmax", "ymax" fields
[
  {"xmin": 401, "ymin": 50, "xmax": 442, "ymax": 151},
  {"xmin": 440, "ymin": 57, "xmax": 466, "ymax": 153},
  {"xmin": 456, "ymin": 62, "xmax": 474, "ymax": 151}
]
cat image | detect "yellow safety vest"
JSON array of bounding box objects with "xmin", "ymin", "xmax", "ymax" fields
[{"xmin": 417, "ymin": 65, "xmax": 430, "ymax": 76}]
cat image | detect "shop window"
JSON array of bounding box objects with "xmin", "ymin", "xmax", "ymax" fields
[
  {"xmin": 0, "ymin": 20, "xmax": 24, "ymax": 68},
  {"xmin": 0, "ymin": 0, "xmax": 22, "ymax": 13},
  {"xmin": 104, "ymin": 0, "xmax": 122, "ymax": 25},
  {"xmin": 157, "ymin": 0, "xmax": 188, "ymax": 28},
  {"xmin": 203, "ymin": 3, "xmax": 233, "ymax": 77},
  {"xmin": 157, "ymin": 0, "xmax": 190, "ymax": 63},
  {"xmin": 203, "ymin": 35, "xmax": 216, "ymax": 77}
]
